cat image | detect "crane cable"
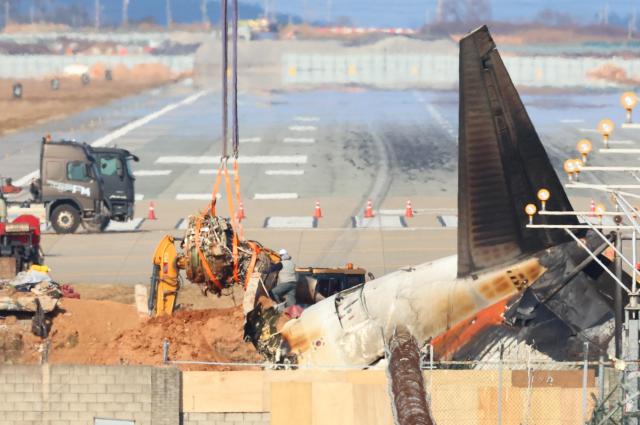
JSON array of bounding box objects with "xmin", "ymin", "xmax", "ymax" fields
[{"xmin": 201, "ymin": 0, "xmax": 247, "ymax": 288}]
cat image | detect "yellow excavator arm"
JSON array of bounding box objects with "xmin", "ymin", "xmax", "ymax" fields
[{"xmin": 148, "ymin": 235, "xmax": 185, "ymax": 316}]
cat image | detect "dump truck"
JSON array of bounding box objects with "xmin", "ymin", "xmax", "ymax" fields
[{"xmin": 6, "ymin": 138, "xmax": 138, "ymax": 234}]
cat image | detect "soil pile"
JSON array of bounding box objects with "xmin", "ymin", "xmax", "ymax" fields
[
  {"xmin": 587, "ymin": 63, "xmax": 639, "ymax": 85},
  {"xmin": 0, "ymin": 298, "xmax": 260, "ymax": 370},
  {"xmin": 95, "ymin": 307, "xmax": 261, "ymax": 370}
]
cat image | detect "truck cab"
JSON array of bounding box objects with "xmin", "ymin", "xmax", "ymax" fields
[
  {"xmin": 91, "ymin": 147, "xmax": 138, "ymax": 222},
  {"xmin": 38, "ymin": 139, "xmax": 110, "ymax": 234}
]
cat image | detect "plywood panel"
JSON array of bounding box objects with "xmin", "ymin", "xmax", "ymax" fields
[
  {"xmin": 311, "ymin": 382, "xmax": 354, "ymax": 425},
  {"xmin": 182, "ymin": 371, "xmax": 265, "ymax": 413},
  {"xmin": 353, "ymin": 384, "xmax": 394, "ymax": 425},
  {"xmin": 271, "ymin": 382, "xmax": 312, "ymax": 425}
]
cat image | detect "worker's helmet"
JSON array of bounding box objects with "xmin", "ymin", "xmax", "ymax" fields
[{"xmin": 278, "ymin": 249, "xmax": 288, "ymax": 257}]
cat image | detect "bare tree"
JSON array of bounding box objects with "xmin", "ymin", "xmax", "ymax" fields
[
  {"xmin": 166, "ymin": 0, "xmax": 172, "ymax": 29},
  {"xmin": 94, "ymin": 0, "xmax": 100, "ymax": 29},
  {"xmin": 201, "ymin": 0, "xmax": 209, "ymax": 26},
  {"xmin": 3, "ymin": 0, "xmax": 10, "ymax": 28},
  {"xmin": 122, "ymin": 0, "xmax": 130, "ymax": 28}
]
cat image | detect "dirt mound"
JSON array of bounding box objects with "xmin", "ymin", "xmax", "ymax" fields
[
  {"xmin": 587, "ymin": 63, "xmax": 639, "ymax": 85},
  {"xmin": 2, "ymin": 298, "xmax": 259, "ymax": 370},
  {"xmin": 95, "ymin": 307, "xmax": 260, "ymax": 370}
]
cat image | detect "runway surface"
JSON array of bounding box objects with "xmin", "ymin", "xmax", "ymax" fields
[{"xmin": 1, "ymin": 82, "xmax": 637, "ymax": 284}]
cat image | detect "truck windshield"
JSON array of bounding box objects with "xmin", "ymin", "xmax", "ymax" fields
[
  {"xmin": 99, "ymin": 156, "xmax": 122, "ymax": 177},
  {"xmin": 126, "ymin": 157, "xmax": 135, "ymax": 178}
]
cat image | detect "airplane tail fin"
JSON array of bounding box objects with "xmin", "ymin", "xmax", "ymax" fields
[{"xmin": 457, "ymin": 26, "xmax": 578, "ymax": 278}]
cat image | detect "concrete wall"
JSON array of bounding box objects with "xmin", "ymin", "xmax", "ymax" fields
[
  {"xmin": 182, "ymin": 412, "xmax": 270, "ymax": 425},
  {"xmin": 0, "ymin": 55, "xmax": 195, "ymax": 79},
  {"xmin": 0, "ymin": 365, "xmax": 180, "ymax": 425},
  {"xmin": 0, "ymin": 365, "xmax": 598, "ymax": 425}
]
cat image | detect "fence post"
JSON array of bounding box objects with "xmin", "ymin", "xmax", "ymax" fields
[
  {"xmin": 598, "ymin": 355, "xmax": 605, "ymax": 403},
  {"xmin": 162, "ymin": 339, "xmax": 170, "ymax": 364},
  {"xmin": 497, "ymin": 343, "xmax": 504, "ymax": 425},
  {"xmin": 582, "ymin": 342, "xmax": 590, "ymax": 423}
]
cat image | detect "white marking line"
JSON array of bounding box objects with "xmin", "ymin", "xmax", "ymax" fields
[
  {"xmin": 283, "ymin": 137, "xmax": 315, "ymax": 144},
  {"xmin": 157, "ymin": 155, "xmax": 308, "ymax": 165},
  {"xmin": 578, "ymin": 128, "xmax": 599, "ymax": 133},
  {"xmin": 352, "ymin": 216, "xmax": 407, "ymax": 229},
  {"xmin": 609, "ymin": 140, "xmax": 634, "ymax": 145},
  {"xmin": 294, "ymin": 116, "xmax": 320, "ymax": 122},
  {"xmin": 240, "ymin": 137, "xmax": 262, "ymax": 143},
  {"xmin": 198, "ymin": 169, "xmax": 236, "ymax": 175},
  {"xmin": 135, "ymin": 194, "xmax": 145, "ymax": 201},
  {"xmin": 176, "ymin": 193, "xmax": 221, "ymax": 200},
  {"xmin": 264, "ymin": 216, "xmax": 317, "ymax": 229},
  {"xmin": 134, "ymin": 170, "xmax": 172, "ymax": 176},
  {"xmin": 622, "ymin": 123, "xmax": 640, "ymax": 129},
  {"xmin": 254, "ymin": 193, "xmax": 298, "ymax": 200},
  {"xmin": 288, "ymin": 125, "xmax": 317, "ymax": 132},
  {"xmin": 265, "ymin": 170, "xmax": 304, "ymax": 176},
  {"xmin": 560, "ymin": 119, "xmax": 585, "ymax": 123},
  {"xmin": 378, "ymin": 209, "xmax": 404, "ymax": 215},
  {"xmin": 14, "ymin": 90, "xmax": 210, "ymax": 186},
  {"xmin": 105, "ymin": 218, "xmax": 145, "ymax": 232},
  {"xmin": 437, "ymin": 215, "xmax": 458, "ymax": 228}
]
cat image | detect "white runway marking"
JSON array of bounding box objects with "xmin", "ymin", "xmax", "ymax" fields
[
  {"xmin": 15, "ymin": 90, "xmax": 210, "ymax": 186},
  {"xmin": 283, "ymin": 137, "xmax": 316, "ymax": 144},
  {"xmin": 288, "ymin": 125, "xmax": 317, "ymax": 132},
  {"xmin": 609, "ymin": 140, "xmax": 634, "ymax": 145},
  {"xmin": 352, "ymin": 216, "xmax": 407, "ymax": 229},
  {"xmin": 294, "ymin": 116, "xmax": 320, "ymax": 122},
  {"xmin": 265, "ymin": 170, "xmax": 304, "ymax": 176},
  {"xmin": 437, "ymin": 215, "xmax": 458, "ymax": 228},
  {"xmin": 157, "ymin": 155, "xmax": 308, "ymax": 165},
  {"xmin": 134, "ymin": 170, "xmax": 172, "ymax": 176},
  {"xmin": 198, "ymin": 169, "xmax": 235, "ymax": 175},
  {"xmin": 560, "ymin": 119, "xmax": 585, "ymax": 123},
  {"xmin": 622, "ymin": 123, "xmax": 640, "ymax": 129},
  {"xmin": 578, "ymin": 128, "xmax": 599, "ymax": 133},
  {"xmin": 254, "ymin": 193, "xmax": 298, "ymax": 200},
  {"xmin": 176, "ymin": 193, "xmax": 220, "ymax": 200},
  {"xmin": 135, "ymin": 194, "xmax": 145, "ymax": 201},
  {"xmin": 240, "ymin": 137, "xmax": 262, "ymax": 143},
  {"xmin": 264, "ymin": 216, "xmax": 317, "ymax": 228},
  {"xmin": 378, "ymin": 209, "xmax": 404, "ymax": 215},
  {"xmin": 105, "ymin": 218, "xmax": 145, "ymax": 232}
]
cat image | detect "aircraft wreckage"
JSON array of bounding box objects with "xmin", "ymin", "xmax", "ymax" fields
[{"xmin": 150, "ymin": 25, "xmax": 622, "ymax": 368}]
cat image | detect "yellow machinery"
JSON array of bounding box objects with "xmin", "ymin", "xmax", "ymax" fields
[{"xmin": 148, "ymin": 235, "xmax": 185, "ymax": 316}]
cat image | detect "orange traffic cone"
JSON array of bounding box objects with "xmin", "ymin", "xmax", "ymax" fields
[
  {"xmin": 148, "ymin": 201, "xmax": 157, "ymax": 220},
  {"xmin": 404, "ymin": 200, "xmax": 414, "ymax": 218},
  {"xmin": 237, "ymin": 202, "xmax": 246, "ymax": 221},
  {"xmin": 589, "ymin": 199, "xmax": 595, "ymax": 217},
  {"xmin": 364, "ymin": 200, "xmax": 374, "ymax": 218},
  {"xmin": 314, "ymin": 201, "xmax": 322, "ymax": 218}
]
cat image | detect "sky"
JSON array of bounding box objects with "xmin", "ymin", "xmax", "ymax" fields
[
  {"xmin": 11, "ymin": 0, "xmax": 640, "ymax": 29},
  {"xmin": 270, "ymin": 0, "xmax": 640, "ymax": 28}
]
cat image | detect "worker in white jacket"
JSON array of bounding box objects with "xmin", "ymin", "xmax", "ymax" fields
[{"xmin": 272, "ymin": 249, "xmax": 298, "ymax": 307}]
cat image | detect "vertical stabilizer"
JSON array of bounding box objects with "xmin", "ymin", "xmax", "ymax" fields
[{"xmin": 457, "ymin": 26, "xmax": 578, "ymax": 278}]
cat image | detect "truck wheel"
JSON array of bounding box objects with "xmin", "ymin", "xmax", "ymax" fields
[{"xmin": 51, "ymin": 205, "xmax": 80, "ymax": 234}]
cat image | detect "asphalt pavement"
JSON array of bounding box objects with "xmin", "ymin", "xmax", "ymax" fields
[{"xmin": 1, "ymin": 82, "xmax": 637, "ymax": 285}]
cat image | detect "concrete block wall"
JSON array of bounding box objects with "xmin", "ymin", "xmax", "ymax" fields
[
  {"xmin": 0, "ymin": 364, "xmax": 180, "ymax": 425},
  {"xmin": 182, "ymin": 412, "xmax": 270, "ymax": 425}
]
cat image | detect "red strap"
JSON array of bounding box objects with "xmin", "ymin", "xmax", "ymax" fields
[
  {"xmin": 209, "ymin": 164, "xmax": 224, "ymax": 215},
  {"xmin": 244, "ymin": 242, "xmax": 262, "ymax": 290},
  {"xmin": 233, "ymin": 161, "xmax": 245, "ymax": 241}
]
